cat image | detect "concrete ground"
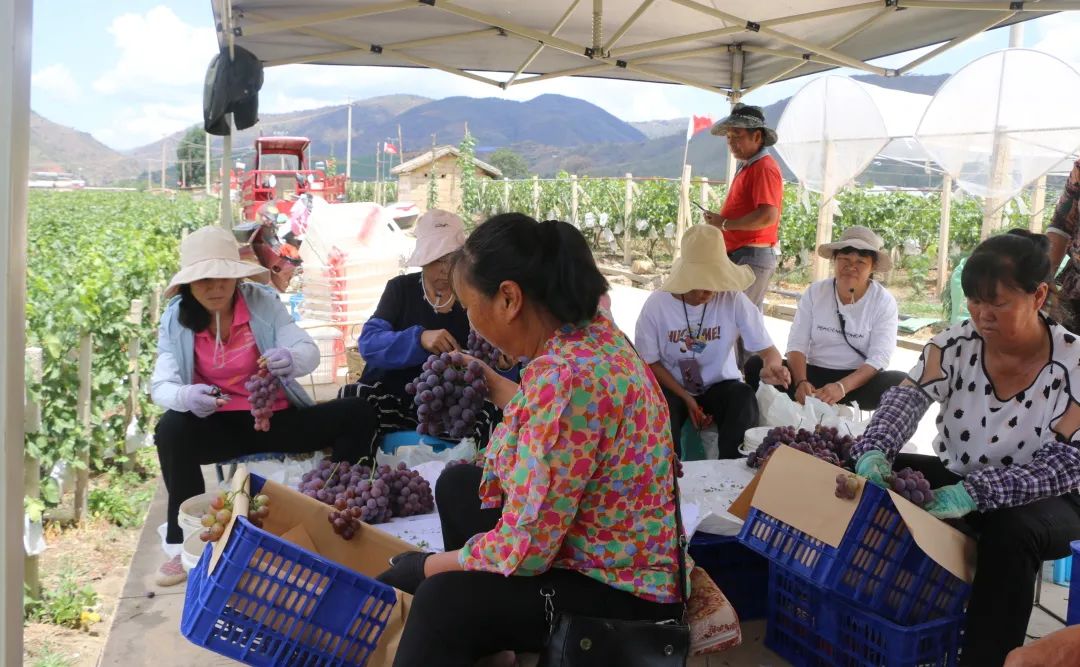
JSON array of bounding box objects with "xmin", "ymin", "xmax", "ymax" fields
[{"xmin": 100, "ymin": 287, "xmax": 1073, "ymax": 665}]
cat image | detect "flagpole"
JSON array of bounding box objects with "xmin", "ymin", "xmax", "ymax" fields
[{"xmin": 681, "ymin": 116, "xmax": 692, "ymax": 172}]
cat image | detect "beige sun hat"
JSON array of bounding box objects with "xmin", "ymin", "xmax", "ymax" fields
[
  {"xmin": 817, "ymin": 225, "xmax": 892, "ymax": 271},
  {"xmin": 164, "ymin": 226, "xmax": 269, "ymax": 297},
  {"xmin": 661, "ymin": 225, "xmax": 755, "ymax": 294},
  {"xmin": 406, "ymin": 209, "xmax": 467, "ymax": 267}
]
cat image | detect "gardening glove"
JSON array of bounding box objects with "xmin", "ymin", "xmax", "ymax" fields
[
  {"xmin": 376, "ymin": 551, "xmax": 431, "ymax": 595},
  {"xmin": 261, "ymin": 348, "xmax": 294, "ymax": 379},
  {"xmin": 854, "ymin": 450, "xmax": 893, "ymax": 489},
  {"xmin": 179, "ymin": 384, "xmax": 224, "ymax": 418},
  {"xmin": 924, "ymin": 483, "xmax": 977, "ymax": 520}
]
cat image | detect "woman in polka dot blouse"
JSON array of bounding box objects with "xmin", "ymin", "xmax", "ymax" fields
[
  {"xmin": 378, "ymin": 214, "xmax": 684, "ymax": 667},
  {"xmin": 850, "ymin": 230, "xmax": 1080, "ymax": 666}
]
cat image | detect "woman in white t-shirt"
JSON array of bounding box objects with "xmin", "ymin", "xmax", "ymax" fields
[
  {"xmin": 635, "ymin": 225, "xmax": 790, "ymax": 458},
  {"xmin": 745, "ymin": 225, "xmax": 906, "ymax": 409}
]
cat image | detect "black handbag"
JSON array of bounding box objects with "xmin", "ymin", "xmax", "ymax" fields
[{"xmin": 537, "ymin": 461, "xmax": 691, "ymax": 666}]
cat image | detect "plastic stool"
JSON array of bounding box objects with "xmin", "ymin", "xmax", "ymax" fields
[{"xmin": 1054, "ymin": 555, "xmax": 1072, "ymax": 585}]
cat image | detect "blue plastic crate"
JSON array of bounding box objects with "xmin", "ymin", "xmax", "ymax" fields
[
  {"xmin": 1054, "ymin": 555, "xmax": 1072, "ymax": 586},
  {"xmin": 765, "ymin": 566, "xmax": 964, "ymax": 667},
  {"xmin": 1068, "ymin": 541, "xmax": 1080, "ymax": 626},
  {"xmin": 688, "ymin": 532, "xmax": 769, "ymax": 620},
  {"xmin": 738, "ymin": 482, "xmax": 969, "ymax": 625},
  {"xmin": 181, "ymin": 479, "xmax": 398, "ymax": 666}
]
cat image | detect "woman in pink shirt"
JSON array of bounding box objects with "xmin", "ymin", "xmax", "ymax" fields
[{"xmin": 150, "ymin": 227, "xmax": 377, "ymax": 585}]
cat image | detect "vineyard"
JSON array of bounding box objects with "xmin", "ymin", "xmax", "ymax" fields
[{"xmin": 25, "ymin": 191, "xmax": 215, "ymax": 519}]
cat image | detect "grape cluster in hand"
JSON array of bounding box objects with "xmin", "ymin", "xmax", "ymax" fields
[
  {"xmin": 298, "ymin": 459, "xmax": 435, "ymax": 539},
  {"xmin": 888, "ymin": 467, "xmax": 935, "ymax": 508},
  {"xmin": 466, "ymin": 331, "xmax": 504, "ymax": 368},
  {"xmin": 198, "ymin": 490, "xmax": 271, "ymax": 542},
  {"xmin": 747, "ymin": 425, "xmax": 856, "ymax": 469},
  {"xmin": 406, "ymin": 352, "xmax": 488, "ymax": 438},
  {"xmin": 245, "ymin": 368, "xmax": 279, "ymax": 432},
  {"xmin": 835, "ymin": 473, "xmax": 860, "ymax": 500}
]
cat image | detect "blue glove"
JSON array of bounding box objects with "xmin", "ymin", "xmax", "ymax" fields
[
  {"xmin": 924, "ymin": 483, "xmax": 977, "ymax": 519},
  {"xmin": 854, "ymin": 450, "xmax": 892, "ymax": 489},
  {"xmin": 179, "ymin": 384, "xmax": 223, "ymax": 418},
  {"xmin": 261, "ymin": 348, "xmax": 294, "ymax": 379}
]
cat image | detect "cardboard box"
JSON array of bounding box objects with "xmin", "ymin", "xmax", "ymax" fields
[
  {"xmin": 206, "ymin": 467, "xmax": 413, "ymax": 667},
  {"xmin": 730, "ymin": 446, "xmax": 976, "ymax": 585}
]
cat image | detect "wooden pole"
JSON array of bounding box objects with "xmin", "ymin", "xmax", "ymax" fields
[
  {"xmin": 623, "ymin": 173, "xmax": 634, "ymax": 265},
  {"xmin": 570, "ymin": 175, "xmax": 579, "ymax": 227},
  {"xmin": 532, "ymin": 175, "xmax": 540, "ymax": 219},
  {"xmin": 123, "ymin": 300, "xmax": 144, "ymax": 469},
  {"xmin": 937, "ymin": 173, "xmax": 953, "ymax": 295},
  {"xmin": 345, "ymin": 100, "xmax": 352, "ymax": 182},
  {"xmin": 23, "ymin": 347, "xmax": 42, "ymax": 603},
  {"xmin": 160, "ymin": 139, "xmax": 167, "ymax": 190},
  {"xmin": 698, "ymin": 176, "xmax": 709, "ymax": 222},
  {"xmin": 1031, "ymin": 174, "xmax": 1048, "ymax": 233},
  {"xmin": 675, "ymin": 164, "xmax": 692, "ymax": 259},
  {"xmin": 73, "ymin": 333, "xmax": 92, "ymax": 524},
  {"xmin": 503, "ymin": 178, "xmax": 511, "ymax": 213},
  {"xmin": 812, "ymin": 141, "xmax": 836, "ymax": 282}
]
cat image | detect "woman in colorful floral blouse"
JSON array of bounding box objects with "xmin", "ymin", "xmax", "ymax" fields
[
  {"xmin": 851, "ymin": 230, "xmax": 1080, "ymax": 666},
  {"xmin": 377, "ymin": 213, "xmax": 684, "ymax": 666}
]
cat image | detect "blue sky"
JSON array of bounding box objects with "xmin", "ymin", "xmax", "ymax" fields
[{"xmin": 28, "ymin": 2, "xmax": 1080, "ymax": 150}]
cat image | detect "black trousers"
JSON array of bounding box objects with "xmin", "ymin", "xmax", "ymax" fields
[
  {"xmin": 392, "ymin": 464, "xmax": 681, "ymax": 667},
  {"xmin": 661, "ymin": 380, "xmax": 757, "ymax": 459},
  {"xmin": 744, "ymin": 357, "xmax": 907, "ymax": 411},
  {"xmin": 895, "ymin": 454, "xmax": 1080, "ymax": 667},
  {"xmin": 155, "ymin": 397, "xmax": 377, "ymax": 543},
  {"xmin": 339, "ymin": 382, "xmax": 499, "ymax": 450}
]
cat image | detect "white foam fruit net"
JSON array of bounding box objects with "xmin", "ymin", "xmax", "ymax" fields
[{"xmin": 916, "ymin": 48, "xmax": 1080, "ymax": 202}]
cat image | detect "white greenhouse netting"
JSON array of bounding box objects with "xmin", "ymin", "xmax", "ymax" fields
[
  {"xmin": 916, "ymin": 48, "xmax": 1080, "ymax": 203},
  {"xmin": 775, "ymin": 76, "xmax": 932, "ymax": 199}
]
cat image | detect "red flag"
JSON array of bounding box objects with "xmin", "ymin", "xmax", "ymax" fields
[
  {"xmin": 685, "ymin": 115, "xmax": 714, "ymax": 141},
  {"xmin": 383, "ymin": 142, "xmax": 398, "ymax": 155}
]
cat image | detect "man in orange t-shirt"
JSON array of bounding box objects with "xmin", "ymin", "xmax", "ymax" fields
[{"xmin": 703, "ymin": 104, "xmax": 783, "ymax": 312}]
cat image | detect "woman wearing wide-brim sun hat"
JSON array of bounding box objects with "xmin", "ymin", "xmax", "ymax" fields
[
  {"xmin": 745, "ymin": 225, "xmax": 907, "ymax": 410},
  {"xmin": 150, "ymin": 226, "xmax": 378, "ymax": 586},
  {"xmin": 339, "ymin": 209, "xmax": 511, "ymax": 448},
  {"xmin": 634, "ymin": 224, "xmax": 791, "ymax": 459}
]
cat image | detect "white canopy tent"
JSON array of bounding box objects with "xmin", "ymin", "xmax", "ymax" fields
[
  {"xmin": 3, "ymin": 1, "xmax": 1080, "ymax": 661},
  {"xmin": 209, "ymin": 1, "xmax": 1079, "ymax": 98}
]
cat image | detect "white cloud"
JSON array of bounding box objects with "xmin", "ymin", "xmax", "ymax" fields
[
  {"xmin": 92, "ymin": 6, "xmax": 216, "ymax": 98},
  {"xmin": 92, "ymin": 102, "xmax": 201, "ymax": 150},
  {"xmin": 31, "ymin": 64, "xmax": 81, "ymax": 102},
  {"xmin": 1033, "ymin": 13, "xmax": 1080, "ymax": 67}
]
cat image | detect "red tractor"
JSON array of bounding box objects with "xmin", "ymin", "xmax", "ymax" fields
[{"xmin": 234, "ymin": 137, "xmax": 348, "ymax": 291}]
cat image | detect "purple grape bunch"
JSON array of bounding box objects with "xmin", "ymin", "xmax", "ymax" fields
[
  {"xmin": 466, "ymin": 330, "xmax": 504, "ymax": 368},
  {"xmin": 888, "ymin": 467, "xmax": 936, "ymax": 508},
  {"xmin": 298, "ymin": 459, "xmax": 435, "ymax": 539},
  {"xmin": 245, "ymin": 368, "xmax": 279, "ymax": 432},
  {"xmin": 406, "ymin": 352, "xmax": 488, "ymax": 438},
  {"xmin": 747, "ymin": 424, "xmax": 856, "ymax": 469}
]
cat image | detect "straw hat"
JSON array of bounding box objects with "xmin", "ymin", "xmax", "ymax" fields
[
  {"xmin": 165, "ymin": 226, "xmax": 268, "ymax": 297},
  {"xmin": 661, "ymin": 225, "xmax": 755, "ymax": 294},
  {"xmin": 710, "ymin": 103, "xmax": 778, "ymax": 147},
  {"xmin": 406, "ymin": 209, "xmax": 466, "ymax": 267},
  {"xmin": 817, "ymin": 225, "xmax": 892, "ymax": 271}
]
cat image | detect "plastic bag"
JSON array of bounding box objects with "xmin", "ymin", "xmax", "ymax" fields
[
  {"xmin": 376, "ymin": 439, "xmax": 477, "ymax": 469},
  {"xmin": 750, "ymin": 384, "xmax": 870, "ymax": 458}
]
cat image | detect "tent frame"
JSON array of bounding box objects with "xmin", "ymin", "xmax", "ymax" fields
[{"xmin": 223, "ymin": 0, "xmax": 1080, "ymax": 99}]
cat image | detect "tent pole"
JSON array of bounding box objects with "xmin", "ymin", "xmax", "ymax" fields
[
  {"xmin": 0, "ymin": 1, "xmax": 30, "ymax": 663},
  {"xmin": 813, "ymin": 141, "xmax": 836, "ymax": 282},
  {"xmin": 221, "ymin": 114, "xmax": 233, "ymax": 228},
  {"xmin": 1031, "ymin": 174, "xmax": 1047, "ymax": 233}
]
